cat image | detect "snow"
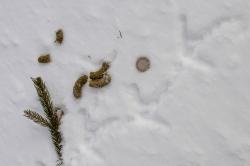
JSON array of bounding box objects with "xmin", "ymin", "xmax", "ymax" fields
[{"xmin": 1, "ymin": 0, "xmax": 250, "ymax": 165}]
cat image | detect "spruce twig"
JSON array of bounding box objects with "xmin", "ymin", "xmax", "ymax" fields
[
  {"xmin": 24, "ymin": 110, "xmax": 50, "ymax": 127},
  {"xmin": 31, "ymin": 77, "xmax": 56, "ymax": 123},
  {"xmin": 24, "ymin": 77, "xmax": 63, "ymax": 165}
]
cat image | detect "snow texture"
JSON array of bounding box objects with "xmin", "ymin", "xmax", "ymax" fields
[{"xmin": 1, "ymin": 0, "xmax": 250, "ymax": 165}]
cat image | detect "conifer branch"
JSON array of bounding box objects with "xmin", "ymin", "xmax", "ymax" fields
[
  {"xmin": 24, "ymin": 110, "xmax": 50, "ymax": 127},
  {"xmin": 24, "ymin": 77, "xmax": 63, "ymax": 165},
  {"xmin": 31, "ymin": 77, "xmax": 56, "ymax": 123}
]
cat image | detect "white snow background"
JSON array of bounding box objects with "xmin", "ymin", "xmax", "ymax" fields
[{"xmin": 1, "ymin": 0, "xmax": 250, "ymax": 165}]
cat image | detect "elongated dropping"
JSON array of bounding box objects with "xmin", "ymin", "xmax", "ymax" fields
[
  {"xmin": 38, "ymin": 54, "xmax": 51, "ymax": 63},
  {"xmin": 89, "ymin": 73, "xmax": 111, "ymax": 88},
  {"xmin": 73, "ymin": 75, "xmax": 88, "ymax": 98},
  {"xmin": 89, "ymin": 62, "xmax": 110, "ymax": 80},
  {"xmin": 55, "ymin": 29, "xmax": 64, "ymax": 44}
]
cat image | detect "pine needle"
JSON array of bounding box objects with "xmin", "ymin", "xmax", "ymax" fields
[{"xmin": 24, "ymin": 77, "xmax": 63, "ymax": 165}]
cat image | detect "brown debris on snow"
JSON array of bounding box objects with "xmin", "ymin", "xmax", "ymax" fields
[
  {"xmin": 89, "ymin": 73, "xmax": 111, "ymax": 88},
  {"xmin": 55, "ymin": 29, "xmax": 64, "ymax": 44},
  {"xmin": 38, "ymin": 54, "xmax": 51, "ymax": 63},
  {"xmin": 89, "ymin": 62, "xmax": 110, "ymax": 80},
  {"xmin": 73, "ymin": 75, "xmax": 88, "ymax": 98}
]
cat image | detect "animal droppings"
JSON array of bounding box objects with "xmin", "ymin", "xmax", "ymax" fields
[
  {"xmin": 38, "ymin": 54, "xmax": 51, "ymax": 63},
  {"xmin": 89, "ymin": 62, "xmax": 110, "ymax": 80},
  {"xmin": 73, "ymin": 75, "xmax": 88, "ymax": 98},
  {"xmin": 55, "ymin": 29, "xmax": 64, "ymax": 44},
  {"xmin": 89, "ymin": 73, "xmax": 111, "ymax": 88}
]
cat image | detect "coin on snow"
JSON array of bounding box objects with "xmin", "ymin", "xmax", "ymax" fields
[{"xmin": 136, "ymin": 56, "xmax": 150, "ymax": 72}]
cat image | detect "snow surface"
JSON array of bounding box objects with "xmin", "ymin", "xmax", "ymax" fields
[{"xmin": 1, "ymin": 0, "xmax": 250, "ymax": 165}]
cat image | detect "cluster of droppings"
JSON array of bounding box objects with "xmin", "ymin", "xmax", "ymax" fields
[
  {"xmin": 37, "ymin": 29, "xmax": 63, "ymax": 64},
  {"xmin": 72, "ymin": 62, "xmax": 112, "ymax": 99},
  {"xmin": 38, "ymin": 54, "xmax": 51, "ymax": 63},
  {"xmin": 35, "ymin": 28, "xmax": 120, "ymax": 99},
  {"xmin": 73, "ymin": 75, "xmax": 88, "ymax": 98}
]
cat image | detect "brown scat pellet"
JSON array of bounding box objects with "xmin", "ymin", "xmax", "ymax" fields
[
  {"xmin": 89, "ymin": 62, "xmax": 110, "ymax": 80},
  {"xmin": 89, "ymin": 73, "xmax": 111, "ymax": 88},
  {"xmin": 38, "ymin": 54, "xmax": 51, "ymax": 63},
  {"xmin": 73, "ymin": 75, "xmax": 88, "ymax": 98},
  {"xmin": 55, "ymin": 29, "xmax": 63, "ymax": 44}
]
